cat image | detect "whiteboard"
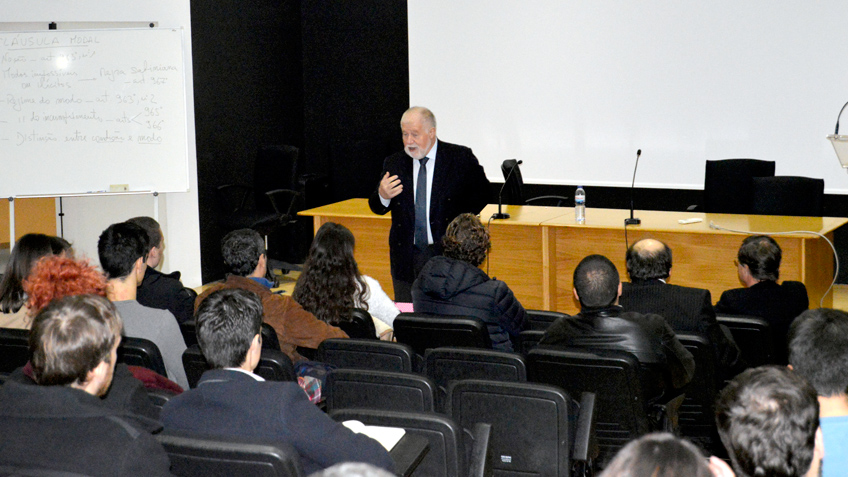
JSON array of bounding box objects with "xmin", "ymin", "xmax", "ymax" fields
[
  {"xmin": 408, "ymin": 1, "xmax": 848, "ymax": 193},
  {"xmin": 0, "ymin": 28, "xmax": 189, "ymax": 196}
]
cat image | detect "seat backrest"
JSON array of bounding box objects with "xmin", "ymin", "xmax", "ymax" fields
[
  {"xmin": 0, "ymin": 327, "xmax": 30, "ymax": 374},
  {"xmin": 527, "ymin": 347, "xmax": 648, "ymax": 464},
  {"xmin": 424, "ymin": 347, "xmax": 526, "ymax": 412},
  {"xmin": 181, "ymin": 321, "xmax": 281, "ymax": 352},
  {"xmin": 517, "ymin": 329, "xmax": 545, "ymax": 355},
  {"xmin": 525, "ymin": 309, "xmax": 568, "ymax": 331},
  {"xmin": 256, "ymin": 145, "xmax": 300, "ymax": 203},
  {"xmin": 158, "ymin": 432, "xmax": 303, "ymax": 477},
  {"xmin": 446, "ymin": 379, "xmax": 574, "ymax": 476},
  {"xmin": 182, "ymin": 344, "xmax": 295, "ymax": 389},
  {"xmin": 716, "ymin": 314, "xmax": 774, "ymax": 367},
  {"xmin": 118, "ymin": 337, "xmax": 167, "ymax": 376},
  {"xmin": 324, "ymin": 369, "xmax": 435, "ymax": 413},
  {"xmin": 704, "ymin": 159, "xmax": 775, "ymax": 213},
  {"xmin": 500, "ymin": 159, "xmax": 525, "ymax": 205},
  {"xmin": 336, "ymin": 308, "xmax": 377, "ymax": 340},
  {"xmin": 751, "ymin": 176, "xmax": 825, "ymax": 216},
  {"xmin": 675, "ymin": 334, "xmax": 718, "ymax": 447},
  {"xmin": 393, "ymin": 313, "xmax": 492, "ymax": 356},
  {"xmin": 316, "ymin": 338, "xmax": 415, "ymax": 373},
  {"xmin": 330, "ymin": 408, "xmax": 465, "ymax": 477}
]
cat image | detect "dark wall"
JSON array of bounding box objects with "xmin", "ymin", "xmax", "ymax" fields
[{"xmin": 192, "ymin": 0, "xmax": 409, "ymax": 282}]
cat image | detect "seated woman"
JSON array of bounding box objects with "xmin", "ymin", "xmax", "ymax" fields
[
  {"xmin": 412, "ymin": 213, "xmax": 528, "ymax": 351},
  {"xmin": 0, "ymin": 234, "xmax": 71, "ymax": 329},
  {"xmin": 293, "ymin": 222, "xmax": 399, "ymax": 339}
]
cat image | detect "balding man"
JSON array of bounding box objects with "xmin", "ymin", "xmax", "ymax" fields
[
  {"xmin": 369, "ymin": 106, "xmax": 491, "ymax": 301},
  {"xmin": 620, "ymin": 239, "xmax": 741, "ymax": 378}
]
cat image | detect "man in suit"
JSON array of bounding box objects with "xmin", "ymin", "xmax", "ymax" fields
[
  {"xmin": 620, "ymin": 238, "xmax": 741, "ymax": 379},
  {"xmin": 0, "ymin": 295, "xmax": 172, "ymax": 476},
  {"xmin": 161, "ymin": 288, "xmax": 395, "ymax": 475},
  {"xmin": 540, "ymin": 254, "xmax": 695, "ymax": 406},
  {"xmin": 369, "ymin": 106, "xmax": 491, "ymax": 301},
  {"xmin": 715, "ymin": 235, "xmax": 809, "ymax": 364}
]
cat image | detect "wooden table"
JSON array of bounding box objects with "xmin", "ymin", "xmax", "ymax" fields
[{"xmin": 301, "ymin": 199, "xmax": 846, "ymax": 314}]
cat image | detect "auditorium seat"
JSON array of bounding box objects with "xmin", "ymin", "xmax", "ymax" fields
[
  {"xmin": 335, "ymin": 308, "xmax": 377, "ymax": 340},
  {"xmin": 716, "ymin": 314, "xmax": 774, "ymax": 368},
  {"xmin": 393, "ymin": 313, "xmax": 491, "ymax": 357},
  {"xmin": 702, "ymin": 158, "xmax": 775, "ymax": 213},
  {"xmin": 324, "ymin": 368, "xmax": 436, "ymax": 414},
  {"xmin": 316, "ymin": 338, "xmax": 418, "ymax": 373},
  {"xmin": 525, "ymin": 309, "xmax": 567, "ymax": 331},
  {"xmin": 0, "ymin": 327, "xmax": 30, "ymax": 376},
  {"xmin": 182, "ymin": 344, "xmax": 295, "ymax": 388},
  {"xmin": 118, "ymin": 337, "xmax": 167, "ymax": 377},
  {"xmin": 676, "ymin": 333, "xmax": 719, "ymax": 451},
  {"xmin": 158, "ymin": 432, "xmax": 303, "ymax": 477}
]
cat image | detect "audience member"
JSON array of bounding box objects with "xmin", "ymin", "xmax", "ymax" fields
[
  {"xmin": 539, "ymin": 254, "xmax": 694, "ymax": 405},
  {"xmin": 788, "ymin": 308, "xmax": 848, "ymax": 477},
  {"xmin": 196, "ymin": 228, "xmax": 346, "ymax": 362},
  {"xmin": 715, "ymin": 235, "xmax": 808, "ymax": 363},
  {"xmin": 716, "ymin": 366, "xmax": 824, "ymax": 477},
  {"xmin": 99, "ymin": 222, "xmax": 188, "ymax": 389},
  {"xmin": 128, "ymin": 216, "xmax": 197, "ymax": 324},
  {"xmin": 412, "ymin": 213, "xmax": 528, "ymax": 351},
  {"xmin": 162, "ymin": 288, "xmax": 395, "ymax": 475},
  {"xmin": 293, "ymin": 222, "xmax": 398, "ymax": 339},
  {"xmin": 599, "ymin": 432, "xmax": 733, "ymax": 477},
  {"xmin": 620, "ymin": 238, "xmax": 742, "ymax": 378},
  {"xmin": 0, "ymin": 233, "xmax": 71, "ymax": 328},
  {"xmin": 309, "ymin": 462, "xmax": 396, "ymax": 477},
  {"xmin": 0, "ymin": 295, "xmax": 172, "ymax": 476}
]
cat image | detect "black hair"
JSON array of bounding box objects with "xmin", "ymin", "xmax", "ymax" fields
[
  {"xmin": 97, "ymin": 222, "xmax": 148, "ymax": 279},
  {"xmin": 573, "ymin": 254, "xmax": 619, "ymax": 308},
  {"xmin": 788, "ymin": 308, "xmax": 848, "ymax": 397},
  {"xmin": 221, "ymin": 229, "xmax": 265, "ymax": 276},
  {"xmin": 738, "ymin": 235, "xmax": 781, "ymax": 282},
  {"xmin": 195, "ymin": 288, "xmax": 264, "ymax": 369},
  {"xmin": 625, "ymin": 240, "xmax": 672, "ymax": 281}
]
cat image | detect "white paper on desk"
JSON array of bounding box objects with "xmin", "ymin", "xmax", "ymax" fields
[{"xmin": 343, "ymin": 420, "xmax": 406, "ymax": 450}]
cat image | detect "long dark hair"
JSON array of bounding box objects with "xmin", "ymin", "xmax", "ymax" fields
[
  {"xmin": 0, "ymin": 234, "xmax": 72, "ymax": 313},
  {"xmin": 293, "ymin": 222, "xmax": 368, "ymax": 325}
]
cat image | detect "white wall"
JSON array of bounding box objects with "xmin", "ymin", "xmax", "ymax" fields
[
  {"xmin": 1, "ymin": 1, "xmax": 201, "ymax": 286},
  {"xmin": 409, "ymin": 1, "xmax": 848, "ymax": 193}
]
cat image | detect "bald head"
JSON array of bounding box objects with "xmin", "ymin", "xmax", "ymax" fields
[{"xmin": 626, "ymin": 239, "xmax": 672, "ymax": 281}]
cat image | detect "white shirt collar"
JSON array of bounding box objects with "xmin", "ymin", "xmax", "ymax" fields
[{"xmin": 224, "ymin": 367, "xmax": 265, "ymax": 381}]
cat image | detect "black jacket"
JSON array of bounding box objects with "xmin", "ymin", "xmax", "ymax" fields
[
  {"xmin": 368, "ymin": 141, "xmax": 491, "ymax": 283},
  {"xmin": 412, "ymin": 256, "xmax": 528, "ymax": 351},
  {"xmin": 539, "ymin": 305, "xmax": 695, "ymax": 397},
  {"xmin": 0, "ymin": 381, "xmax": 172, "ymax": 476},
  {"xmin": 621, "ymin": 279, "xmax": 742, "ymax": 377},
  {"xmin": 137, "ymin": 267, "xmax": 197, "ymax": 324}
]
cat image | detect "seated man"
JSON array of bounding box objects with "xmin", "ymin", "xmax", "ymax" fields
[
  {"xmin": 788, "ymin": 308, "xmax": 848, "ymax": 477},
  {"xmin": 539, "ymin": 254, "xmax": 695, "ymax": 403},
  {"xmin": 620, "ymin": 238, "xmax": 741, "ymax": 378},
  {"xmin": 162, "ymin": 288, "xmax": 395, "ymax": 475},
  {"xmin": 196, "ymin": 228, "xmax": 346, "ymax": 362},
  {"xmin": 99, "ymin": 222, "xmax": 189, "ymax": 389},
  {"xmin": 128, "ymin": 216, "xmax": 197, "ymax": 324},
  {"xmin": 412, "ymin": 213, "xmax": 528, "ymax": 351},
  {"xmin": 715, "ymin": 235, "xmax": 809, "ymax": 363},
  {"xmin": 0, "ymin": 295, "xmax": 172, "ymax": 476},
  {"xmin": 716, "ymin": 366, "xmax": 824, "ymax": 477}
]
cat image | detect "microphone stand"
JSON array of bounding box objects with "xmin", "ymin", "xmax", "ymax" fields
[
  {"xmin": 624, "ymin": 149, "xmax": 642, "ymax": 226},
  {"xmin": 492, "ymin": 160, "xmax": 522, "ymax": 220}
]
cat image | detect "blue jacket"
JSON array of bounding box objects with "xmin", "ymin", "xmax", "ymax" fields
[{"xmin": 412, "ymin": 256, "xmax": 528, "ymax": 351}]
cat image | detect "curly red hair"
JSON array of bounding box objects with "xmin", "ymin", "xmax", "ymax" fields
[{"xmin": 23, "ymin": 256, "xmax": 107, "ymax": 314}]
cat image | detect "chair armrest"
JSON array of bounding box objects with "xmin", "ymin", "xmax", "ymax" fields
[
  {"xmin": 573, "ymin": 392, "xmax": 597, "ymax": 464},
  {"xmin": 686, "ymin": 204, "xmax": 699, "ymax": 211},
  {"xmin": 467, "ymin": 422, "xmax": 492, "ymax": 477},
  {"xmin": 264, "ymin": 188, "xmax": 302, "ymax": 219},
  {"xmin": 526, "ymin": 195, "xmax": 570, "ymax": 207}
]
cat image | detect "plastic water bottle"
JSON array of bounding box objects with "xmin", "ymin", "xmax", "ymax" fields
[{"xmin": 575, "ymin": 186, "xmax": 586, "ymax": 224}]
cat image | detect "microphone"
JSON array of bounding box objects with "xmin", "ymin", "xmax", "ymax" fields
[
  {"xmin": 492, "ymin": 160, "xmax": 523, "ymax": 220},
  {"xmin": 835, "ymin": 101, "xmax": 848, "ymax": 135},
  {"xmin": 624, "ymin": 149, "xmax": 642, "ymax": 226}
]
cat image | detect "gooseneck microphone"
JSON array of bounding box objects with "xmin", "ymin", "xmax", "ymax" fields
[
  {"xmin": 835, "ymin": 101, "xmax": 848, "ymax": 135},
  {"xmin": 624, "ymin": 149, "xmax": 642, "ymax": 226},
  {"xmin": 492, "ymin": 160, "xmax": 523, "ymax": 220}
]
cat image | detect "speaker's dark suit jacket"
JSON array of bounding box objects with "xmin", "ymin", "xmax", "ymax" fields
[
  {"xmin": 715, "ymin": 280, "xmax": 809, "ymax": 364},
  {"xmin": 161, "ymin": 368, "xmax": 395, "ymax": 475},
  {"xmin": 620, "ymin": 279, "xmax": 742, "ymax": 377},
  {"xmin": 368, "ymin": 141, "xmax": 490, "ymax": 284}
]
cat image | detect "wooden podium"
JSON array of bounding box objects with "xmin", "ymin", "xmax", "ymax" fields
[{"xmin": 301, "ymin": 199, "xmax": 846, "ymax": 314}]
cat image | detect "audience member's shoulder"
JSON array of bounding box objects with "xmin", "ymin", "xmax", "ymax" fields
[{"xmin": 781, "ymin": 280, "xmax": 808, "ymax": 292}]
